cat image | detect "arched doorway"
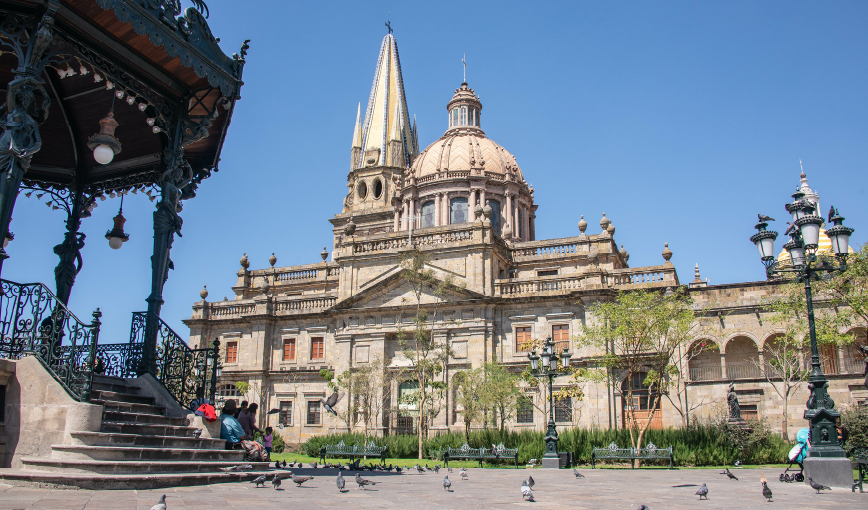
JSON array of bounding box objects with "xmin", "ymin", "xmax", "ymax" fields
[
  {"xmin": 725, "ymin": 336, "xmax": 761, "ymax": 379},
  {"xmin": 621, "ymin": 372, "xmax": 662, "ymax": 430}
]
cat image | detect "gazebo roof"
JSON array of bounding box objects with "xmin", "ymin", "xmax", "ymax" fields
[{"xmin": 0, "ymin": 0, "xmax": 246, "ymax": 194}]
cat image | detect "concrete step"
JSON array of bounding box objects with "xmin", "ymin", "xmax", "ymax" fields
[
  {"xmin": 90, "ymin": 389, "xmax": 155, "ymax": 405},
  {"xmin": 93, "ymin": 399, "xmax": 166, "ymax": 416},
  {"xmin": 68, "ymin": 431, "xmax": 225, "ymax": 449},
  {"xmin": 99, "ymin": 421, "xmax": 200, "ymax": 437},
  {"xmin": 50, "ymin": 444, "xmax": 244, "ymax": 462},
  {"xmin": 91, "ymin": 376, "xmax": 141, "ymax": 395},
  {"xmin": 102, "ymin": 410, "xmax": 186, "ymax": 426},
  {"xmin": 0, "ymin": 468, "xmax": 274, "ymax": 490},
  {"xmin": 19, "ymin": 457, "xmax": 268, "ymax": 475}
]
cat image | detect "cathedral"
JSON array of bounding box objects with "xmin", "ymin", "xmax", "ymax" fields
[{"xmin": 184, "ymin": 33, "xmax": 864, "ymax": 444}]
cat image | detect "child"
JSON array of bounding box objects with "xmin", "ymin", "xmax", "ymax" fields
[{"xmin": 263, "ymin": 426, "xmax": 273, "ymax": 460}]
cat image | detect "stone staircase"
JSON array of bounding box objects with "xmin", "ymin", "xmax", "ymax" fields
[{"xmin": 0, "ymin": 375, "xmax": 272, "ymax": 489}]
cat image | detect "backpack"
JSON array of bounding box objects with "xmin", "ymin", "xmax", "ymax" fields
[{"xmin": 241, "ymin": 440, "xmax": 268, "ymax": 462}]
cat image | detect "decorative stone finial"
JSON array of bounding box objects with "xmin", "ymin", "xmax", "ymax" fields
[
  {"xmin": 619, "ymin": 244, "xmax": 628, "ymax": 261},
  {"xmin": 240, "ymin": 253, "xmax": 249, "ymax": 269},
  {"xmin": 321, "ymin": 247, "xmax": 328, "ymax": 262},
  {"xmin": 662, "ymin": 242, "xmax": 673, "ymax": 262},
  {"xmin": 269, "ymin": 253, "xmax": 277, "ymax": 268},
  {"xmin": 502, "ymin": 224, "xmax": 513, "ymax": 240},
  {"xmin": 474, "ymin": 203, "xmax": 484, "ymax": 221},
  {"xmin": 344, "ymin": 217, "xmax": 356, "ymax": 235},
  {"xmin": 695, "ymin": 263, "xmax": 701, "ymax": 279},
  {"xmin": 482, "ymin": 203, "xmax": 492, "ymax": 219},
  {"xmin": 607, "ymin": 223, "xmax": 615, "ymax": 236},
  {"xmin": 199, "ymin": 285, "xmax": 208, "ymax": 300},
  {"xmin": 260, "ymin": 276, "xmax": 270, "ymax": 294},
  {"xmin": 578, "ymin": 215, "xmax": 587, "ymax": 234},
  {"xmin": 599, "ymin": 213, "xmax": 610, "ymax": 231}
]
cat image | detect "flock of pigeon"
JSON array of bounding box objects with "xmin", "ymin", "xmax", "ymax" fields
[{"xmin": 146, "ymin": 460, "xmax": 836, "ymax": 509}]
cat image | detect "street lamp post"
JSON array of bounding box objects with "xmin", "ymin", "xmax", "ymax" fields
[
  {"xmin": 527, "ymin": 337, "xmax": 572, "ymax": 469},
  {"xmin": 750, "ymin": 185, "xmax": 854, "ymax": 487}
]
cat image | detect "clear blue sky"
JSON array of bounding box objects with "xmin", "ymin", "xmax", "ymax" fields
[{"xmin": 4, "ymin": 1, "xmax": 866, "ymax": 343}]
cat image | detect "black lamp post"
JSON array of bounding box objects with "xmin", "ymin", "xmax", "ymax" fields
[
  {"xmin": 750, "ymin": 193, "xmax": 853, "ymax": 463},
  {"xmin": 527, "ymin": 337, "xmax": 572, "ymax": 468}
]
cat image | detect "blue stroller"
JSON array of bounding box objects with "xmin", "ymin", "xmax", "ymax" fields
[{"xmin": 780, "ymin": 428, "xmax": 809, "ymax": 482}]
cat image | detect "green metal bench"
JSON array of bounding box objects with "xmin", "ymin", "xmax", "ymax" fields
[
  {"xmin": 444, "ymin": 443, "xmax": 487, "ymax": 467},
  {"xmin": 319, "ymin": 440, "xmax": 387, "ymax": 464},
  {"xmin": 482, "ymin": 442, "xmax": 519, "ymax": 468},
  {"xmin": 851, "ymin": 447, "xmax": 868, "ymax": 493},
  {"xmin": 592, "ymin": 441, "xmax": 673, "ymax": 469}
]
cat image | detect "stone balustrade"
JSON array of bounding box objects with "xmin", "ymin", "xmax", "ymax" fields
[
  {"xmin": 496, "ymin": 274, "xmax": 586, "ymax": 296},
  {"xmin": 511, "ymin": 235, "xmax": 609, "ymax": 262},
  {"xmin": 495, "ymin": 264, "xmax": 678, "ymax": 297},
  {"xmin": 609, "ymin": 265, "xmax": 678, "ymax": 289},
  {"xmin": 207, "ymin": 301, "xmax": 256, "ymax": 318},
  {"xmin": 274, "ymin": 295, "xmax": 337, "ymax": 314},
  {"xmin": 350, "ymin": 224, "xmax": 477, "ymax": 255},
  {"xmin": 201, "ymin": 294, "xmax": 337, "ymax": 319}
]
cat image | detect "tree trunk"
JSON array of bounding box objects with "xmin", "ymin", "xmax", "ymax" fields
[
  {"xmin": 464, "ymin": 419, "xmax": 471, "ymax": 443},
  {"xmin": 781, "ymin": 388, "xmax": 790, "ymax": 440},
  {"xmin": 418, "ymin": 391, "xmax": 426, "ymax": 460}
]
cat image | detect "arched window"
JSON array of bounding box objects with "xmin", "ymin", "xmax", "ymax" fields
[
  {"xmin": 421, "ymin": 200, "xmax": 435, "ymax": 228},
  {"xmin": 688, "ymin": 340, "xmax": 721, "ymax": 381},
  {"xmin": 451, "ymin": 108, "xmax": 459, "ymax": 127},
  {"xmin": 215, "ymin": 384, "xmax": 241, "ymax": 407},
  {"xmin": 460, "ymin": 107, "xmax": 467, "ymax": 125},
  {"xmin": 450, "ymin": 197, "xmax": 469, "ymax": 224},
  {"xmin": 725, "ymin": 336, "xmax": 761, "ymax": 379},
  {"xmin": 843, "ymin": 329, "xmax": 867, "ymax": 374},
  {"xmin": 487, "ymin": 199, "xmax": 501, "ymax": 233}
]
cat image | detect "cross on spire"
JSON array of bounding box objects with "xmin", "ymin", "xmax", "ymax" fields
[
  {"xmin": 462, "ymin": 53, "xmax": 466, "ymax": 83},
  {"xmin": 385, "ymin": 20, "xmax": 392, "ymax": 34}
]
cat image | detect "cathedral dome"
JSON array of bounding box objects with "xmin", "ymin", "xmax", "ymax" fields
[{"xmin": 410, "ymin": 83, "xmax": 525, "ymax": 182}]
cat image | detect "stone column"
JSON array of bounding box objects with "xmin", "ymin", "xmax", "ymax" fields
[
  {"xmin": 505, "ymin": 191, "xmax": 512, "ymax": 230},
  {"xmin": 523, "ymin": 206, "xmax": 530, "ymax": 242},
  {"xmin": 480, "ymin": 188, "xmax": 486, "ymax": 208},
  {"xmin": 530, "ymin": 212, "xmax": 536, "ymax": 241},
  {"xmin": 393, "ymin": 206, "xmax": 400, "ymax": 232},
  {"xmin": 409, "ymin": 198, "xmax": 415, "ymax": 230},
  {"xmin": 514, "ymin": 202, "xmax": 520, "ymax": 240},
  {"xmin": 443, "ymin": 193, "xmax": 449, "ymax": 225},
  {"xmin": 403, "ymin": 199, "xmax": 409, "ymax": 230},
  {"xmin": 434, "ymin": 193, "xmax": 441, "ymax": 227}
]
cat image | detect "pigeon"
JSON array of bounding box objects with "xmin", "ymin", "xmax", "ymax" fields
[
  {"xmin": 460, "ymin": 467, "xmax": 468, "ymax": 480},
  {"xmin": 310, "ymin": 462, "xmax": 318, "ymax": 469},
  {"xmin": 443, "ymin": 474, "xmax": 451, "ymax": 491},
  {"xmin": 521, "ymin": 480, "xmax": 534, "ymax": 502},
  {"xmin": 192, "ymin": 429, "xmax": 202, "ymax": 438},
  {"xmin": 758, "ymin": 214, "xmax": 775, "ymax": 223},
  {"xmin": 271, "ymin": 473, "xmax": 282, "ymax": 490},
  {"xmin": 281, "ymin": 460, "xmax": 287, "ymax": 468},
  {"xmin": 321, "ymin": 392, "xmax": 341, "ymax": 416},
  {"xmin": 274, "ymin": 461, "xmax": 281, "ymax": 469},
  {"xmin": 696, "ymin": 483, "xmax": 708, "ymax": 500},
  {"xmin": 448, "ymin": 466, "xmax": 453, "ymax": 473},
  {"xmin": 292, "ymin": 473, "xmax": 314, "ymax": 487},
  {"xmin": 808, "ymin": 477, "xmax": 831, "ymax": 494},
  {"xmin": 573, "ymin": 468, "xmax": 585, "ymax": 478},
  {"xmin": 828, "ymin": 205, "xmax": 837, "ymax": 223},
  {"xmin": 395, "ymin": 466, "xmax": 402, "ymax": 474},
  {"xmin": 219, "ymin": 464, "xmax": 252, "ymax": 472},
  {"xmin": 762, "ymin": 481, "xmax": 773, "ymax": 502},
  {"xmin": 724, "ymin": 468, "xmax": 738, "ymax": 481},
  {"xmin": 252, "ymin": 474, "xmax": 267, "ymax": 487},
  {"xmin": 637, "ymin": 506, "xmax": 650, "ymax": 510},
  {"xmin": 434, "ymin": 464, "xmax": 441, "ymax": 474},
  {"xmin": 527, "ymin": 474, "xmax": 535, "ymax": 489},
  {"xmin": 355, "ymin": 472, "xmax": 376, "ymax": 490},
  {"xmin": 336, "ymin": 472, "xmax": 345, "ymax": 492},
  {"xmin": 149, "ymin": 495, "xmax": 167, "ymax": 510}
]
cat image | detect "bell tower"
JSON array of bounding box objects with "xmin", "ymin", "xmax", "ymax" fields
[{"xmin": 335, "ymin": 31, "xmax": 418, "ymax": 238}]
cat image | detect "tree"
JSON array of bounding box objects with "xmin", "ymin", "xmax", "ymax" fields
[
  {"xmin": 396, "ymin": 248, "xmax": 456, "ymax": 459},
  {"xmin": 318, "ymin": 368, "xmax": 361, "ymax": 433},
  {"xmin": 481, "ymin": 363, "xmax": 522, "ymax": 431},
  {"xmin": 452, "ymin": 367, "xmax": 486, "ymax": 441},
  {"xmin": 577, "ymin": 288, "xmax": 702, "ymax": 466},
  {"xmin": 663, "ymin": 339, "xmax": 720, "ymax": 427},
  {"xmin": 815, "ymin": 244, "xmax": 868, "ymax": 344},
  {"xmin": 517, "ymin": 336, "xmax": 584, "ymax": 427},
  {"xmin": 321, "ymin": 357, "xmax": 403, "ymax": 436}
]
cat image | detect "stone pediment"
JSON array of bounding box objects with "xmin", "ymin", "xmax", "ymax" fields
[{"xmin": 334, "ymin": 268, "xmax": 483, "ymax": 310}]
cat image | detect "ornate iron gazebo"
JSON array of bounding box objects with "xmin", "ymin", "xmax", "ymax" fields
[{"xmin": 0, "ymin": 0, "xmax": 245, "ymax": 404}]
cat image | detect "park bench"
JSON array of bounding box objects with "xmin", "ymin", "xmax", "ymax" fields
[
  {"xmin": 591, "ymin": 441, "xmax": 674, "ymax": 469},
  {"xmin": 482, "ymin": 443, "xmax": 520, "ymax": 468},
  {"xmin": 851, "ymin": 447, "xmax": 868, "ymax": 493},
  {"xmin": 319, "ymin": 440, "xmax": 387, "ymax": 464},
  {"xmin": 443, "ymin": 443, "xmax": 487, "ymax": 467}
]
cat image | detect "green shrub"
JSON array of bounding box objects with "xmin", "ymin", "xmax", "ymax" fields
[
  {"xmin": 299, "ymin": 423, "xmax": 793, "ymax": 466},
  {"xmin": 841, "ymin": 404, "xmax": 868, "ymax": 450}
]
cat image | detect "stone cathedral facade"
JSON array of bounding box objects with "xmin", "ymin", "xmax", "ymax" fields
[{"xmin": 184, "ymin": 33, "xmax": 865, "ymax": 444}]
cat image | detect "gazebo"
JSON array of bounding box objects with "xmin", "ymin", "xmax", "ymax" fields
[{"xmin": 0, "ymin": 1, "xmax": 244, "ymax": 407}]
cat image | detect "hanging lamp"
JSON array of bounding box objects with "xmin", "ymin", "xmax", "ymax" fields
[
  {"xmin": 88, "ymin": 93, "xmax": 122, "ymax": 165},
  {"xmin": 105, "ymin": 194, "xmax": 129, "ymax": 249}
]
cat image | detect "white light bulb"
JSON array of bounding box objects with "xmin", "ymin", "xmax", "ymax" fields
[
  {"xmin": 94, "ymin": 74, "xmax": 103, "ymax": 83},
  {"xmin": 138, "ymin": 103, "xmax": 147, "ymax": 111},
  {"xmin": 126, "ymin": 95, "xmax": 135, "ymax": 105},
  {"xmin": 93, "ymin": 144, "xmax": 114, "ymax": 165},
  {"xmin": 80, "ymin": 66, "xmax": 88, "ymax": 76},
  {"xmin": 108, "ymin": 236, "xmax": 124, "ymax": 250},
  {"xmin": 106, "ymin": 81, "xmax": 114, "ymax": 90},
  {"xmin": 152, "ymin": 126, "xmax": 162, "ymax": 133},
  {"xmin": 146, "ymin": 118, "xmax": 155, "ymax": 126},
  {"xmin": 115, "ymin": 90, "xmax": 124, "ymax": 99}
]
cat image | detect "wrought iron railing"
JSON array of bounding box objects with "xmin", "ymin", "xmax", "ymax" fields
[
  {"xmin": 127, "ymin": 311, "xmax": 219, "ymax": 409},
  {"xmin": 0, "ymin": 279, "xmax": 102, "ymax": 402}
]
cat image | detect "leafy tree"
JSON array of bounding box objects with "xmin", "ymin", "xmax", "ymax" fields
[
  {"xmin": 481, "ymin": 363, "xmax": 522, "ymax": 431},
  {"xmin": 452, "ymin": 367, "xmax": 486, "ymax": 441},
  {"xmin": 517, "ymin": 336, "xmax": 584, "ymax": 426},
  {"xmin": 577, "ymin": 287, "xmax": 703, "ymax": 466},
  {"xmin": 816, "ymin": 244, "xmax": 868, "ymax": 336},
  {"xmin": 396, "ymin": 248, "xmax": 457, "ymax": 459},
  {"xmin": 321, "ymin": 357, "xmax": 403, "ymax": 436}
]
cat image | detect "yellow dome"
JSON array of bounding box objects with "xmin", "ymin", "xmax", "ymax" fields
[{"xmin": 777, "ymin": 228, "xmax": 854, "ymax": 263}]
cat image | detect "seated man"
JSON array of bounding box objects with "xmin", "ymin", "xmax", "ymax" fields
[{"xmin": 220, "ymin": 399, "xmax": 247, "ymax": 449}]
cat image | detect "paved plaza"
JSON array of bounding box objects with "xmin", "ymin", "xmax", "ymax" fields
[{"xmin": 0, "ymin": 468, "xmax": 864, "ymax": 510}]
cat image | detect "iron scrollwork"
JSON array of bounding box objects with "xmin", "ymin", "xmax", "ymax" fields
[{"xmin": 0, "ymin": 279, "xmax": 102, "ymax": 401}]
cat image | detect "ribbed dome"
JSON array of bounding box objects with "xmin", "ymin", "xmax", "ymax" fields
[
  {"xmin": 411, "ymin": 131, "xmax": 524, "ymax": 181},
  {"xmin": 410, "ymin": 82, "xmax": 524, "ymax": 182}
]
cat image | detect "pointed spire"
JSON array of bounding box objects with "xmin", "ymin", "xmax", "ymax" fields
[
  {"xmin": 357, "ymin": 33, "xmax": 416, "ymax": 169},
  {"xmin": 352, "ymin": 103, "xmax": 362, "ymax": 148}
]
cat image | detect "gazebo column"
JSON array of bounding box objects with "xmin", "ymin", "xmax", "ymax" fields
[
  {"xmin": 0, "ymin": 12, "xmax": 57, "ymax": 275},
  {"xmin": 52, "ymin": 190, "xmax": 90, "ymax": 305}
]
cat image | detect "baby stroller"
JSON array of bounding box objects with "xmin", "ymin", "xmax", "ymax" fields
[{"xmin": 780, "ymin": 428, "xmax": 809, "ymax": 482}]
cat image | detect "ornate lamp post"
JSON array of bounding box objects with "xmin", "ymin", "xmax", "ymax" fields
[
  {"xmin": 750, "ymin": 188, "xmax": 854, "ymax": 486},
  {"xmin": 527, "ymin": 337, "xmax": 572, "ymax": 468}
]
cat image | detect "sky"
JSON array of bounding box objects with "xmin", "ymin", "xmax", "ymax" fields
[{"xmin": 3, "ymin": 0, "xmax": 866, "ymax": 343}]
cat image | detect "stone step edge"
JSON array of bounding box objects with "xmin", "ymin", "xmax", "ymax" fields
[
  {"xmin": 94, "ymin": 399, "xmax": 167, "ymax": 413},
  {"xmin": 20, "ymin": 457, "xmax": 269, "ymax": 468},
  {"xmin": 69, "ymin": 430, "xmax": 226, "ymax": 444},
  {"xmin": 99, "ymin": 421, "xmax": 197, "ymax": 431},
  {"xmin": 51, "ymin": 444, "xmax": 235, "ymax": 454}
]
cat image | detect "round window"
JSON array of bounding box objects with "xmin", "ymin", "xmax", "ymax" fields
[
  {"xmin": 373, "ymin": 179, "xmax": 383, "ymax": 199},
  {"xmin": 357, "ymin": 181, "xmax": 368, "ymax": 200}
]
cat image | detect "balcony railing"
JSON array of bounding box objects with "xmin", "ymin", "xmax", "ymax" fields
[
  {"xmin": 725, "ymin": 364, "xmax": 763, "ymax": 380},
  {"xmin": 688, "ymin": 366, "xmax": 722, "ymax": 382}
]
